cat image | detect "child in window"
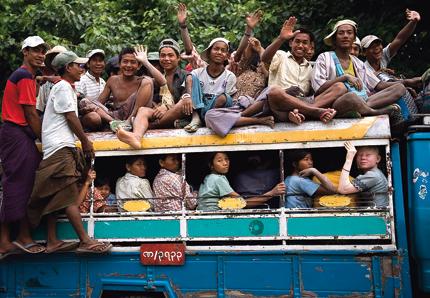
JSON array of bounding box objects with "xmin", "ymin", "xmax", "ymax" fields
[
  {"xmin": 338, "ymin": 142, "xmax": 388, "ymax": 207},
  {"xmin": 152, "ymin": 154, "xmax": 197, "ymax": 212},
  {"xmin": 284, "ymin": 150, "xmax": 336, "ymax": 208},
  {"xmin": 116, "ymin": 156, "xmax": 154, "ymax": 210},
  {"xmin": 77, "ymin": 169, "xmax": 108, "ymax": 213},
  {"xmin": 95, "ymin": 177, "xmax": 116, "ymax": 207},
  {"xmin": 198, "ymin": 152, "xmax": 285, "ymax": 211}
]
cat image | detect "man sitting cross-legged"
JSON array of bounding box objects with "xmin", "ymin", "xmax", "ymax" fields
[{"xmin": 261, "ymin": 16, "xmax": 338, "ymax": 124}]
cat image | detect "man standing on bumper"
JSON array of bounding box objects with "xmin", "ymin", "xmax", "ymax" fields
[
  {"xmin": 27, "ymin": 51, "xmax": 112, "ymax": 253},
  {"xmin": 0, "ymin": 36, "xmax": 48, "ymax": 255}
]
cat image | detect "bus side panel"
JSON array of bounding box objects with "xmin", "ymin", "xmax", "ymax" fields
[
  {"xmin": 0, "ymin": 252, "xmax": 406, "ymax": 297},
  {"xmin": 407, "ymin": 132, "xmax": 430, "ymax": 293}
]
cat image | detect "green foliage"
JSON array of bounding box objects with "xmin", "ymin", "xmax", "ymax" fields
[{"xmin": 0, "ymin": 0, "xmax": 428, "ymax": 93}]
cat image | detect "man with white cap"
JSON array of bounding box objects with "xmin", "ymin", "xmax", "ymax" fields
[
  {"xmin": 361, "ymin": 9, "xmax": 420, "ymax": 73},
  {"xmin": 76, "ymin": 49, "xmax": 106, "ymax": 101},
  {"xmin": 0, "ymin": 36, "xmax": 48, "ymax": 256},
  {"xmin": 36, "ymin": 45, "xmax": 67, "ymax": 114},
  {"xmin": 312, "ymin": 19, "xmax": 406, "ymax": 117},
  {"xmin": 27, "ymin": 50, "xmax": 112, "ymax": 253},
  {"xmin": 186, "ymin": 38, "xmax": 237, "ymax": 132}
]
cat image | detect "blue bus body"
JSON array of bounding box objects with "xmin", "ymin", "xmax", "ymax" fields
[{"xmin": 1, "ymin": 116, "xmax": 428, "ymax": 297}]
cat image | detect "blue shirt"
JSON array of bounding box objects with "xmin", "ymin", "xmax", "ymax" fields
[{"xmin": 284, "ymin": 175, "xmax": 319, "ymax": 208}]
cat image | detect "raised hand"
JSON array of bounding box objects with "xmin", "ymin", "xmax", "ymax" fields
[
  {"xmin": 177, "ymin": 3, "xmax": 188, "ymax": 25},
  {"xmin": 134, "ymin": 45, "xmax": 148, "ymax": 64},
  {"xmin": 406, "ymin": 9, "xmax": 420, "ymax": 22},
  {"xmin": 280, "ymin": 16, "xmax": 299, "ymax": 41},
  {"xmin": 246, "ymin": 9, "xmax": 263, "ymax": 29},
  {"xmin": 248, "ymin": 37, "xmax": 262, "ymax": 52},
  {"xmin": 344, "ymin": 141, "xmax": 357, "ymax": 159}
]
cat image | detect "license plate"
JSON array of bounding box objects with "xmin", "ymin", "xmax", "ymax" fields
[{"xmin": 140, "ymin": 243, "xmax": 185, "ymax": 266}]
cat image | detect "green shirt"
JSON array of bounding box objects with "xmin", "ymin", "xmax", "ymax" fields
[{"xmin": 198, "ymin": 173, "xmax": 234, "ymax": 211}]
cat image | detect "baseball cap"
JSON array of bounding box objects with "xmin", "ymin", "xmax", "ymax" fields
[
  {"xmin": 21, "ymin": 36, "xmax": 49, "ymax": 51},
  {"xmin": 361, "ymin": 35, "xmax": 382, "ymax": 49},
  {"xmin": 201, "ymin": 37, "xmax": 230, "ymax": 62},
  {"xmin": 323, "ymin": 20, "xmax": 357, "ymax": 46},
  {"xmin": 159, "ymin": 39, "xmax": 181, "ymax": 55},
  {"xmin": 86, "ymin": 49, "xmax": 105, "ymax": 59},
  {"xmin": 51, "ymin": 51, "xmax": 88, "ymax": 70},
  {"xmin": 46, "ymin": 45, "xmax": 67, "ymax": 55}
]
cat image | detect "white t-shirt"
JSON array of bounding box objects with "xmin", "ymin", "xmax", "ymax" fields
[
  {"xmin": 191, "ymin": 67, "xmax": 237, "ymax": 97},
  {"xmin": 41, "ymin": 80, "xmax": 78, "ymax": 159}
]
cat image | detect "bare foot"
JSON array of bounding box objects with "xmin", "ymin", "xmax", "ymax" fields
[
  {"xmin": 258, "ymin": 116, "xmax": 275, "ymax": 128},
  {"xmin": 319, "ymin": 108, "xmax": 337, "ymax": 123},
  {"xmin": 117, "ymin": 128, "xmax": 141, "ymax": 149},
  {"xmin": 288, "ymin": 109, "xmax": 305, "ymax": 125},
  {"xmin": 0, "ymin": 242, "xmax": 17, "ymax": 254}
]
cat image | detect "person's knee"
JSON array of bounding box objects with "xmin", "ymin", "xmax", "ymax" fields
[
  {"xmin": 138, "ymin": 107, "xmax": 154, "ymax": 117},
  {"xmin": 268, "ymin": 86, "xmax": 283, "ymax": 99},
  {"xmin": 393, "ymin": 83, "xmax": 406, "ymax": 98},
  {"xmin": 331, "ymin": 82, "xmax": 348, "ymax": 95},
  {"xmin": 81, "ymin": 112, "xmax": 102, "ymax": 131}
]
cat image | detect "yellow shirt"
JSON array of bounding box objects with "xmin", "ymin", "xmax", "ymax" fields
[
  {"xmin": 268, "ymin": 50, "xmax": 313, "ymax": 95},
  {"xmin": 344, "ymin": 59, "xmax": 356, "ymax": 77}
]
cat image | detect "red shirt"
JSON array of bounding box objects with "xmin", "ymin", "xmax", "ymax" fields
[{"xmin": 1, "ymin": 66, "xmax": 36, "ymax": 126}]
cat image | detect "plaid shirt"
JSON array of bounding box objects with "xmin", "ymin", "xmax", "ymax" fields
[{"xmin": 152, "ymin": 168, "xmax": 197, "ymax": 212}]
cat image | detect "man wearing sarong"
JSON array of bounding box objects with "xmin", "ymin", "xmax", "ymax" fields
[
  {"xmin": 27, "ymin": 51, "xmax": 112, "ymax": 254},
  {"xmin": 0, "ymin": 36, "xmax": 48, "ymax": 257}
]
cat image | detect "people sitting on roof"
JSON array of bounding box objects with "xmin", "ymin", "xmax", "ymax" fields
[{"xmin": 312, "ymin": 19, "xmax": 405, "ymax": 118}]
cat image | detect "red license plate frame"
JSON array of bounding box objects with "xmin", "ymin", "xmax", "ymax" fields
[{"xmin": 140, "ymin": 243, "xmax": 185, "ymax": 266}]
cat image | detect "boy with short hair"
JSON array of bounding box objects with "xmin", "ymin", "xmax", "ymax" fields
[
  {"xmin": 116, "ymin": 156, "xmax": 154, "ymax": 210},
  {"xmin": 152, "ymin": 154, "xmax": 197, "ymax": 212},
  {"xmin": 27, "ymin": 50, "xmax": 112, "ymax": 253},
  {"xmin": 338, "ymin": 142, "xmax": 388, "ymax": 207}
]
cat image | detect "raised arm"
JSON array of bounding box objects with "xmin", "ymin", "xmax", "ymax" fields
[
  {"xmin": 235, "ymin": 10, "xmax": 263, "ymax": 63},
  {"xmin": 261, "ymin": 16, "xmax": 298, "ymax": 65},
  {"xmin": 388, "ymin": 9, "xmax": 420, "ymax": 58},
  {"xmin": 177, "ymin": 3, "xmax": 193, "ymax": 55},
  {"xmin": 76, "ymin": 169, "xmax": 96, "ymax": 206},
  {"xmin": 338, "ymin": 142, "xmax": 359, "ymax": 194},
  {"xmin": 134, "ymin": 45, "xmax": 167, "ymax": 86}
]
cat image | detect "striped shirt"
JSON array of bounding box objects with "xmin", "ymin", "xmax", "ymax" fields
[
  {"xmin": 311, "ymin": 51, "xmax": 380, "ymax": 94},
  {"xmin": 76, "ymin": 72, "xmax": 106, "ymax": 101}
]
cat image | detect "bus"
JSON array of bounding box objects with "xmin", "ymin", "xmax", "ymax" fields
[{"xmin": 0, "ymin": 114, "xmax": 429, "ymax": 297}]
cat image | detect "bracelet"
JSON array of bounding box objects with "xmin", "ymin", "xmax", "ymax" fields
[
  {"xmin": 342, "ymin": 168, "xmax": 350, "ymax": 172},
  {"xmin": 181, "ymin": 93, "xmax": 191, "ymax": 100},
  {"xmin": 179, "ymin": 23, "xmax": 187, "ymax": 29}
]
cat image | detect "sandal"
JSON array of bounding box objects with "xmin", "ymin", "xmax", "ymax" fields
[
  {"xmin": 184, "ymin": 122, "xmax": 201, "ymax": 133},
  {"xmin": 109, "ymin": 120, "xmax": 132, "ymax": 133},
  {"xmin": 45, "ymin": 241, "xmax": 79, "ymax": 254},
  {"xmin": 12, "ymin": 241, "xmax": 46, "ymax": 254},
  {"xmin": 76, "ymin": 242, "xmax": 113, "ymax": 254},
  {"xmin": 174, "ymin": 119, "xmax": 191, "ymax": 129}
]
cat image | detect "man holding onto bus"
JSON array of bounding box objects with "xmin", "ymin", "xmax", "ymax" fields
[{"xmin": 27, "ymin": 51, "xmax": 112, "ymax": 253}]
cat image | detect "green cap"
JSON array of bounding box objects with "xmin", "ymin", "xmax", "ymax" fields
[{"xmin": 51, "ymin": 51, "xmax": 88, "ymax": 70}]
